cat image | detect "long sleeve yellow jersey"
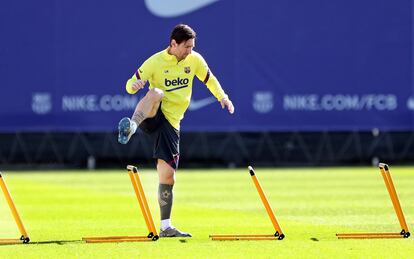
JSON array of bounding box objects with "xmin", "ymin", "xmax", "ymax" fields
[{"xmin": 125, "ymin": 48, "xmax": 228, "ymax": 130}]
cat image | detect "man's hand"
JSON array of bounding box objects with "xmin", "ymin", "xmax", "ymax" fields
[
  {"xmin": 220, "ymin": 97, "xmax": 235, "ymax": 114},
  {"xmin": 131, "ymin": 80, "xmax": 147, "ymax": 92}
]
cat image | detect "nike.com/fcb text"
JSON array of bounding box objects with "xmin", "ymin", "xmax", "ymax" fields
[{"xmin": 283, "ymin": 94, "xmax": 397, "ymax": 111}]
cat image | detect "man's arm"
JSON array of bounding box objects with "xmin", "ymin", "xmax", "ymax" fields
[
  {"xmin": 204, "ymin": 73, "xmax": 234, "ymax": 114},
  {"xmin": 220, "ymin": 97, "xmax": 234, "ymax": 114},
  {"xmin": 194, "ymin": 53, "xmax": 235, "ymax": 114},
  {"xmin": 125, "ymin": 59, "xmax": 152, "ymax": 94},
  {"xmin": 126, "ymin": 73, "xmax": 147, "ymax": 94}
]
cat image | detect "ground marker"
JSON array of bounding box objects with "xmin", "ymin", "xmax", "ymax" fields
[
  {"xmin": 210, "ymin": 166, "xmax": 285, "ymax": 241},
  {"xmin": 0, "ymin": 172, "xmax": 30, "ymax": 245},
  {"xmin": 336, "ymin": 163, "xmax": 410, "ymax": 239},
  {"xmin": 83, "ymin": 165, "xmax": 159, "ymax": 243}
]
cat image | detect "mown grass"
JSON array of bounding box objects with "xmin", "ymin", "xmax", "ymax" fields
[{"xmin": 1, "ymin": 166, "xmax": 413, "ymax": 258}]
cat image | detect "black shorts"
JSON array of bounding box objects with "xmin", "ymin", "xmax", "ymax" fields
[{"xmin": 139, "ymin": 105, "xmax": 180, "ymax": 170}]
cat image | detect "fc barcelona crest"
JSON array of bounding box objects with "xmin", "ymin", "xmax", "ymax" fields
[{"xmin": 184, "ymin": 66, "xmax": 191, "ymax": 74}]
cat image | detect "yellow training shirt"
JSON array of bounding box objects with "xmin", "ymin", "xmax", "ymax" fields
[{"xmin": 125, "ymin": 49, "xmax": 227, "ymax": 130}]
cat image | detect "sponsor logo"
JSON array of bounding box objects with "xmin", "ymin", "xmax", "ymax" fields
[
  {"xmin": 144, "ymin": 0, "xmax": 219, "ymax": 18},
  {"xmin": 165, "ymin": 77, "xmax": 189, "ymax": 87},
  {"xmin": 32, "ymin": 93, "xmax": 52, "ymax": 114},
  {"xmin": 407, "ymin": 96, "xmax": 414, "ymax": 111},
  {"xmin": 62, "ymin": 95, "xmax": 138, "ymax": 112},
  {"xmin": 184, "ymin": 66, "xmax": 191, "ymax": 74},
  {"xmin": 253, "ymin": 91, "xmax": 273, "ymax": 113},
  {"xmin": 188, "ymin": 96, "xmax": 216, "ymax": 111},
  {"xmin": 283, "ymin": 94, "xmax": 397, "ymax": 111}
]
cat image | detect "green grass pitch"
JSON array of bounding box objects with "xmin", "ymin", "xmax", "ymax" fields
[{"xmin": 1, "ymin": 166, "xmax": 413, "ymax": 258}]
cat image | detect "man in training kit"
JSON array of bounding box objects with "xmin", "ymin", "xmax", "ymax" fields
[{"xmin": 118, "ymin": 24, "xmax": 235, "ymax": 237}]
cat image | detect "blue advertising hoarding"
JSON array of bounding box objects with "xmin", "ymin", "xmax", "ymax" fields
[{"xmin": 0, "ymin": 0, "xmax": 412, "ymax": 132}]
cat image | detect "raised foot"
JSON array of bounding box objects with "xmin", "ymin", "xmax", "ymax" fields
[{"xmin": 118, "ymin": 117, "xmax": 133, "ymax": 144}]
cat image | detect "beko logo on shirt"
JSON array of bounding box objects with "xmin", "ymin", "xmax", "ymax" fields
[{"xmin": 165, "ymin": 77, "xmax": 189, "ymax": 86}]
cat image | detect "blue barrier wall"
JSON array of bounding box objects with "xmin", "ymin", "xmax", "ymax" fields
[{"xmin": 0, "ymin": 0, "xmax": 412, "ymax": 132}]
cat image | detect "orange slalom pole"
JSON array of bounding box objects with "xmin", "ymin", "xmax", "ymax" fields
[
  {"xmin": 378, "ymin": 163, "xmax": 409, "ymax": 236},
  {"xmin": 82, "ymin": 235, "xmax": 153, "ymax": 243},
  {"xmin": 82, "ymin": 236, "xmax": 148, "ymax": 240},
  {"xmin": 0, "ymin": 239, "xmax": 25, "ymax": 245},
  {"xmin": 379, "ymin": 169, "xmax": 406, "ymax": 230},
  {"xmin": 210, "ymin": 234, "xmax": 275, "ymax": 237},
  {"xmin": 379, "ymin": 169, "xmax": 403, "ymax": 226},
  {"xmin": 85, "ymin": 237, "xmax": 153, "ymax": 243},
  {"xmin": 248, "ymin": 166, "xmax": 284, "ymax": 238},
  {"xmin": 127, "ymin": 167, "xmax": 152, "ymax": 237},
  {"xmin": 82, "ymin": 166, "xmax": 159, "ymax": 243},
  {"xmin": 212, "ymin": 236, "xmax": 280, "ymax": 241},
  {"xmin": 336, "ymin": 232, "xmax": 403, "ymax": 239},
  {"xmin": 336, "ymin": 232, "xmax": 403, "ymax": 236},
  {"xmin": 0, "ymin": 173, "xmax": 29, "ymax": 243},
  {"xmin": 128, "ymin": 165, "xmax": 158, "ymax": 239},
  {"xmin": 337, "ymin": 234, "xmax": 404, "ymax": 239}
]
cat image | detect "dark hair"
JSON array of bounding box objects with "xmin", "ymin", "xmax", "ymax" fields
[{"xmin": 170, "ymin": 24, "xmax": 196, "ymax": 45}]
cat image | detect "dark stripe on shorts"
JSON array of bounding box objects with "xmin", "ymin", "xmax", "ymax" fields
[
  {"xmin": 203, "ymin": 69, "xmax": 210, "ymax": 84},
  {"xmin": 167, "ymin": 155, "xmax": 179, "ymax": 170},
  {"xmin": 166, "ymin": 85, "xmax": 188, "ymax": 92}
]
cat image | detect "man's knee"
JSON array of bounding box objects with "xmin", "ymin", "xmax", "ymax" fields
[
  {"xmin": 162, "ymin": 173, "xmax": 175, "ymax": 185},
  {"xmin": 147, "ymin": 88, "xmax": 164, "ymax": 103},
  {"xmin": 157, "ymin": 159, "xmax": 176, "ymax": 185},
  {"xmin": 160, "ymin": 169, "xmax": 175, "ymax": 185}
]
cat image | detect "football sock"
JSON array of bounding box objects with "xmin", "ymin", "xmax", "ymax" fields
[
  {"xmin": 161, "ymin": 219, "xmax": 172, "ymax": 231},
  {"xmin": 158, "ymin": 184, "xmax": 173, "ymax": 229}
]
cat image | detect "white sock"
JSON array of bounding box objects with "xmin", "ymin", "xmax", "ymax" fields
[
  {"xmin": 161, "ymin": 219, "xmax": 172, "ymax": 231},
  {"xmin": 130, "ymin": 120, "xmax": 137, "ymax": 134}
]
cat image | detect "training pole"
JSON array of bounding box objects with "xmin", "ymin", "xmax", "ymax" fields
[
  {"xmin": 127, "ymin": 166, "xmax": 153, "ymax": 238},
  {"xmin": 336, "ymin": 163, "xmax": 410, "ymax": 239},
  {"xmin": 248, "ymin": 166, "xmax": 284, "ymax": 238},
  {"xmin": 378, "ymin": 163, "xmax": 410, "ymax": 237},
  {"xmin": 0, "ymin": 172, "xmax": 30, "ymax": 244},
  {"xmin": 82, "ymin": 165, "xmax": 159, "ymax": 243},
  {"xmin": 128, "ymin": 165, "xmax": 158, "ymax": 238},
  {"xmin": 210, "ymin": 166, "xmax": 285, "ymax": 241}
]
